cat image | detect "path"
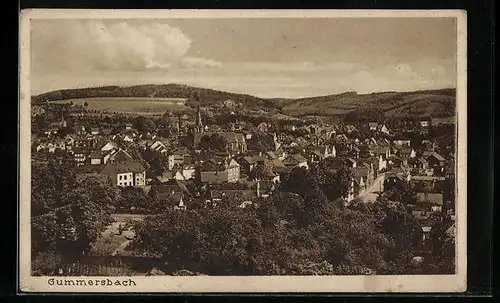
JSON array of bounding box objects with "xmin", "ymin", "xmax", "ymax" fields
[{"xmin": 358, "ymin": 173, "xmax": 385, "ymax": 203}]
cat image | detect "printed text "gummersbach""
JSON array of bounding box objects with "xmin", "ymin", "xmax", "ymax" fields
[{"xmin": 48, "ymin": 278, "xmax": 137, "ymax": 286}]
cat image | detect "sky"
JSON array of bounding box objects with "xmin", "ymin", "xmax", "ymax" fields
[{"xmin": 30, "ymin": 18, "xmax": 457, "ymax": 98}]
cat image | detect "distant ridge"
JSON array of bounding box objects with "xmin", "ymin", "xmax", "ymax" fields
[{"xmin": 32, "ymin": 84, "xmax": 456, "ymax": 119}]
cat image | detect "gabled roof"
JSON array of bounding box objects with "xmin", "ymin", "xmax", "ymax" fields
[
  {"xmin": 265, "ymin": 151, "xmax": 278, "ymax": 159},
  {"xmin": 89, "ymin": 150, "xmax": 104, "ymax": 159},
  {"xmin": 102, "ymin": 160, "xmax": 145, "ymax": 175},
  {"xmin": 291, "ymin": 154, "xmax": 307, "ymax": 163},
  {"xmin": 430, "ymin": 152, "xmax": 446, "ymax": 162},
  {"xmin": 398, "ymin": 147, "xmax": 413, "ymax": 154},
  {"xmin": 416, "ymin": 192, "xmax": 444, "ymax": 205}
]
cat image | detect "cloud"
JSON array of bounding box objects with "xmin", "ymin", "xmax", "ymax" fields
[{"xmin": 31, "ymin": 20, "xmax": 221, "ymax": 73}]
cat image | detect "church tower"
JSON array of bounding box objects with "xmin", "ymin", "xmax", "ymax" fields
[
  {"xmin": 59, "ymin": 110, "xmax": 67, "ymax": 128},
  {"xmin": 195, "ymin": 104, "xmax": 203, "ymax": 134}
]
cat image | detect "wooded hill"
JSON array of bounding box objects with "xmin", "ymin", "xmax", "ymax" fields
[{"xmin": 32, "ymin": 85, "xmax": 456, "ymax": 119}]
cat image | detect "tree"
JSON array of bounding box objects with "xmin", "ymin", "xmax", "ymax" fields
[
  {"xmin": 118, "ymin": 187, "xmax": 149, "ymax": 213},
  {"xmin": 134, "ymin": 116, "xmax": 156, "ymax": 133},
  {"xmin": 199, "ymin": 134, "xmax": 228, "ymax": 152},
  {"xmin": 331, "ymin": 168, "xmax": 353, "ymax": 200},
  {"xmin": 33, "ymin": 115, "xmax": 48, "ymax": 131},
  {"xmin": 31, "ymin": 166, "xmax": 116, "ymax": 265}
]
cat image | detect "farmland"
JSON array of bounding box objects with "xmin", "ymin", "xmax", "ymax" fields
[{"xmin": 50, "ymin": 97, "xmax": 189, "ymax": 116}]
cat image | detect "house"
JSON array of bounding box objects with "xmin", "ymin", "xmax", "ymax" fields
[
  {"xmin": 358, "ymin": 144, "xmax": 372, "ymax": 158},
  {"xmin": 151, "ymin": 171, "xmax": 175, "ymax": 184},
  {"xmin": 419, "ymin": 119, "xmax": 430, "ymax": 128},
  {"xmin": 35, "ymin": 143, "xmax": 45, "ymax": 152},
  {"xmin": 372, "ymin": 145, "xmax": 391, "ymax": 159},
  {"xmin": 426, "ymin": 152, "xmax": 447, "ymax": 170},
  {"xmin": 73, "ymin": 124, "xmax": 86, "ymax": 135},
  {"xmin": 151, "ymin": 180, "xmax": 192, "ymax": 210},
  {"xmin": 407, "ymin": 157, "xmax": 429, "ymax": 171},
  {"xmin": 167, "ymin": 148, "xmax": 191, "ymax": 170},
  {"xmin": 307, "ymin": 149, "xmax": 326, "ymax": 164},
  {"xmin": 315, "ymin": 145, "xmax": 336, "ymax": 159},
  {"xmin": 350, "ymin": 146, "xmax": 360, "ymax": 159},
  {"xmin": 125, "ymin": 123, "xmax": 133, "ymax": 130},
  {"xmin": 72, "ymin": 148, "xmax": 88, "ymax": 166},
  {"xmin": 107, "ymin": 149, "xmax": 133, "ymax": 163},
  {"xmin": 198, "ymin": 158, "xmax": 241, "ymax": 184},
  {"xmin": 387, "ymin": 154, "xmax": 403, "ymax": 167},
  {"xmin": 409, "ymin": 175, "xmax": 446, "ymax": 191},
  {"xmin": 122, "ymin": 134, "xmax": 135, "ymax": 143},
  {"xmin": 396, "ymin": 146, "xmax": 416, "ymax": 159},
  {"xmin": 351, "ymin": 166, "xmax": 373, "ymax": 195},
  {"xmin": 346, "ymin": 158, "xmax": 357, "ymax": 168},
  {"xmin": 148, "ymin": 140, "xmax": 168, "ymax": 154},
  {"xmin": 100, "ymin": 160, "xmax": 146, "ymax": 187},
  {"xmin": 65, "ymin": 135, "xmax": 75, "ymax": 146},
  {"xmin": 379, "ymin": 124, "xmax": 390, "ymax": 135},
  {"xmin": 89, "ymin": 150, "xmax": 105, "ymax": 165},
  {"xmin": 421, "ymin": 140, "xmax": 440, "ymax": 153},
  {"xmin": 46, "ymin": 143, "xmax": 56, "ymax": 153},
  {"xmin": 237, "ymin": 156, "xmax": 256, "ymax": 174},
  {"xmin": 415, "ymin": 192, "xmax": 444, "ymax": 211},
  {"xmin": 345, "ymin": 178, "xmax": 356, "ymax": 202},
  {"xmin": 392, "ymin": 138, "xmax": 411, "ymax": 147},
  {"xmin": 383, "ymin": 167, "xmax": 410, "ymax": 191},
  {"xmin": 52, "ymin": 139, "xmax": 66, "ymax": 151},
  {"xmin": 44, "ymin": 124, "xmax": 59, "ymax": 136},
  {"xmin": 100, "ymin": 141, "xmax": 119, "ymax": 152},
  {"xmin": 283, "ymin": 154, "xmax": 308, "ymax": 169},
  {"xmin": 173, "ymin": 165, "xmax": 196, "ymax": 181},
  {"xmin": 90, "ymin": 127, "xmax": 100, "ymax": 135},
  {"xmin": 101, "ymin": 128, "xmax": 112, "ymax": 136},
  {"xmin": 368, "ymin": 122, "xmax": 379, "ymax": 131},
  {"xmin": 209, "ymin": 189, "xmax": 258, "ymax": 208},
  {"xmin": 373, "ymin": 154, "xmax": 387, "ymax": 172},
  {"xmin": 275, "ymin": 147, "xmax": 287, "ymax": 161}
]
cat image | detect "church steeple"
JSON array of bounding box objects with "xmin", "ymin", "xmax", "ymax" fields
[{"xmin": 196, "ymin": 104, "xmax": 203, "ymax": 133}]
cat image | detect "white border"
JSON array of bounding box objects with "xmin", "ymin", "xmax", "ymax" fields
[{"xmin": 19, "ymin": 9, "xmax": 467, "ymax": 293}]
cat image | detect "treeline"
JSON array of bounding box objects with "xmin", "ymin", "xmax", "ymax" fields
[
  {"xmin": 32, "ymin": 84, "xmax": 281, "ymax": 111},
  {"xmin": 130, "ymin": 182, "xmax": 453, "ymax": 275}
]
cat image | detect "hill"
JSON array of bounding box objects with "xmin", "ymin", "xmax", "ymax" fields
[
  {"xmin": 32, "ymin": 85, "xmax": 456, "ymax": 119},
  {"xmin": 32, "ymin": 84, "xmax": 280, "ymax": 111},
  {"xmin": 280, "ymin": 89, "xmax": 456, "ymax": 118}
]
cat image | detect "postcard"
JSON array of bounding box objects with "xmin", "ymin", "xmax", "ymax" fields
[{"xmin": 19, "ymin": 9, "xmax": 467, "ymax": 293}]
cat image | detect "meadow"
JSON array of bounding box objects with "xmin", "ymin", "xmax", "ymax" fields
[{"xmin": 51, "ymin": 97, "xmax": 189, "ymax": 116}]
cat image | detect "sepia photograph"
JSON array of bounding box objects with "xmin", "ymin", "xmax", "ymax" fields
[{"xmin": 19, "ymin": 9, "xmax": 467, "ymax": 293}]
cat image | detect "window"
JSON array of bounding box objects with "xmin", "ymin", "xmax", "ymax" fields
[
  {"xmin": 124, "ymin": 175, "xmax": 127, "ymax": 180},
  {"xmin": 119, "ymin": 175, "xmax": 122, "ymax": 180}
]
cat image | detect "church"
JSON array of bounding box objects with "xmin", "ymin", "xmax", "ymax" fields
[{"xmin": 191, "ymin": 105, "xmax": 248, "ymax": 155}]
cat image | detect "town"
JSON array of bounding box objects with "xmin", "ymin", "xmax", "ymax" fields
[{"xmin": 31, "ymin": 93, "xmax": 456, "ymax": 276}]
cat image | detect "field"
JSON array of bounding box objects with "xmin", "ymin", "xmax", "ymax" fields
[{"xmin": 51, "ymin": 97, "xmax": 189, "ymax": 116}]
